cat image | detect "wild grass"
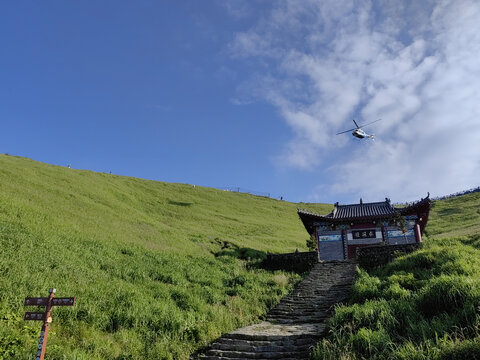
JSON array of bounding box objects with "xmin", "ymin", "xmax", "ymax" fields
[
  {"xmin": 427, "ymin": 191, "xmax": 480, "ymax": 238},
  {"xmin": 5, "ymin": 154, "xmax": 478, "ymax": 360},
  {"xmin": 313, "ymin": 191, "xmax": 480, "ymax": 360},
  {"xmin": 0, "ymin": 155, "xmax": 333, "ymax": 359}
]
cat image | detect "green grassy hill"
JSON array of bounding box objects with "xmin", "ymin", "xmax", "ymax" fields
[
  {"xmin": 0, "ymin": 155, "xmax": 331, "ymax": 359},
  {"xmin": 5, "ymin": 154, "xmax": 479, "ymax": 360},
  {"xmin": 426, "ymin": 192, "xmax": 480, "ymax": 239},
  {"xmin": 314, "ymin": 192, "xmax": 480, "ymax": 360}
]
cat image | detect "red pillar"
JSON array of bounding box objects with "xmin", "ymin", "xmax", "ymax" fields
[{"xmin": 414, "ymin": 223, "xmax": 422, "ymax": 243}]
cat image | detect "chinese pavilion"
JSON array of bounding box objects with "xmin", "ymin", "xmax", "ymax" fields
[{"xmin": 297, "ymin": 195, "xmax": 432, "ymax": 261}]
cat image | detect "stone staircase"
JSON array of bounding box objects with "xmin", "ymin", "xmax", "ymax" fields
[{"xmin": 192, "ymin": 260, "xmax": 357, "ymax": 360}]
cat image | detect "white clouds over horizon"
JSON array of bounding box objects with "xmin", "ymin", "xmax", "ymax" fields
[{"xmin": 227, "ymin": 0, "xmax": 480, "ymax": 202}]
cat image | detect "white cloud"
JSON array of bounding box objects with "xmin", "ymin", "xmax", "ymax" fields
[
  {"xmin": 229, "ymin": 31, "xmax": 275, "ymax": 58},
  {"xmin": 222, "ymin": 0, "xmax": 252, "ymax": 19},
  {"xmin": 227, "ymin": 0, "xmax": 480, "ymax": 201}
]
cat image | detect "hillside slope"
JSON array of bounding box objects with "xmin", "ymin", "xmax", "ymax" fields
[
  {"xmin": 0, "ymin": 155, "xmax": 331, "ymax": 255},
  {"xmin": 426, "ymin": 191, "xmax": 480, "ymax": 239},
  {"xmin": 0, "ymin": 155, "xmax": 331, "ymax": 359}
]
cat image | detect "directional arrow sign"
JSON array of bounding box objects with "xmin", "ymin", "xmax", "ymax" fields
[
  {"xmin": 24, "ymin": 298, "xmax": 49, "ymax": 306},
  {"xmin": 25, "ymin": 297, "xmax": 75, "ymax": 307},
  {"xmin": 24, "ymin": 312, "xmax": 46, "ymax": 321},
  {"xmin": 24, "ymin": 289, "xmax": 75, "ymax": 360},
  {"xmin": 52, "ymin": 297, "xmax": 75, "ymax": 306}
]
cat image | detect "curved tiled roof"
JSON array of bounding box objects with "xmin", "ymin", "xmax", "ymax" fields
[
  {"xmin": 298, "ymin": 199, "xmax": 395, "ymax": 221},
  {"xmin": 298, "ymin": 196, "xmax": 432, "ymax": 234},
  {"xmin": 333, "ymin": 201, "xmax": 395, "ymax": 219}
]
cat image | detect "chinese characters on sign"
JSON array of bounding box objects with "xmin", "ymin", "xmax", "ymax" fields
[{"xmin": 352, "ymin": 230, "xmax": 376, "ymax": 239}]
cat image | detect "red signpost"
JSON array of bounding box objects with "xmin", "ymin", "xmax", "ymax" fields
[{"xmin": 24, "ymin": 289, "xmax": 75, "ymax": 360}]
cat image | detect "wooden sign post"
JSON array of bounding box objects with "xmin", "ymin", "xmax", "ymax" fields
[{"xmin": 24, "ymin": 288, "xmax": 75, "ymax": 360}]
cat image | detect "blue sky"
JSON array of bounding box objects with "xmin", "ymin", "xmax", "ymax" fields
[{"xmin": 2, "ymin": 1, "xmax": 479, "ymax": 204}]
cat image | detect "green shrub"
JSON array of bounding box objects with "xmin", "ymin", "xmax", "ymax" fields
[
  {"xmin": 349, "ymin": 269, "xmax": 381, "ymax": 303},
  {"xmin": 390, "ymin": 340, "xmax": 440, "ymax": 360},
  {"xmin": 387, "ymin": 272, "xmax": 419, "ymax": 291},
  {"xmin": 329, "ymin": 299, "xmax": 398, "ymax": 334},
  {"xmin": 439, "ymin": 337, "xmax": 480, "ymax": 360},
  {"xmin": 417, "ymin": 276, "xmax": 480, "ymax": 317},
  {"xmin": 350, "ymin": 327, "xmax": 391, "ymax": 358},
  {"xmin": 382, "ymin": 282, "xmax": 411, "ymax": 299}
]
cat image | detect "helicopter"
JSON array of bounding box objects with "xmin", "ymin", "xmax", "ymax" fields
[{"xmin": 336, "ymin": 119, "xmax": 381, "ymax": 140}]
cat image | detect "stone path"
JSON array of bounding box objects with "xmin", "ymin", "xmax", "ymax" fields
[{"xmin": 193, "ymin": 260, "xmax": 357, "ymax": 360}]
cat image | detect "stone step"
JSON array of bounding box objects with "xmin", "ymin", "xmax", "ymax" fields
[
  {"xmin": 205, "ymin": 349, "xmax": 310, "ymax": 359},
  {"xmin": 269, "ymin": 311, "xmax": 330, "ymax": 316},
  {"xmin": 270, "ymin": 303, "xmax": 339, "ymax": 310},
  {"xmin": 271, "ymin": 303, "xmax": 342, "ymax": 310},
  {"xmin": 268, "ymin": 312, "xmax": 330, "ymax": 318},
  {"xmin": 223, "ymin": 333, "xmax": 321, "ymax": 343},
  {"xmin": 270, "ymin": 306, "xmax": 332, "ymax": 310},
  {"xmin": 268, "ymin": 318, "xmax": 329, "ymax": 325},
  {"xmin": 211, "ymin": 336, "xmax": 318, "ymax": 348},
  {"xmin": 267, "ymin": 311, "xmax": 330, "ymax": 317},
  {"xmin": 210, "ymin": 341, "xmax": 312, "ymax": 353},
  {"xmin": 270, "ymin": 304, "xmax": 333, "ymax": 309},
  {"xmin": 268, "ymin": 311, "xmax": 330, "ymax": 317},
  {"xmin": 198, "ymin": 356, "xmax": 304, "ymax": 360},
  {"xmin": 191, "ymin": 261, "xmax": 357, "ymax": 360}
]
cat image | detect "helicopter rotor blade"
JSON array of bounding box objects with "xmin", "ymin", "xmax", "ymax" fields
[
  {"xmin": 336, "ymin": 128, "xmax": 356, "ymax": 135},
  {"xmin": 352, "ymin": 119, "xmax": 360, "ymax": 128},
  {"xmin": 357, "ymin": 118, "xmax": 381, "ymax": 129}
]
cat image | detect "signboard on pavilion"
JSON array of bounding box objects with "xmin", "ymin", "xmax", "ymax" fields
[
  {"xmin": 318, "ymin": 234, "xmax": 342, "ymax": 242},
  {"xmin": 387, "ymin": 229, "xmax": 414, "ymax": 238}
]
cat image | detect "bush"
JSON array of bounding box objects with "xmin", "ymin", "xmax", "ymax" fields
[
  {"xmin": 350, "ymin": 327, "xmax": 391, "ymax": 358},
  {"xmin": 417, "ymin": 276, "xmax": 480, "ymax": 318},
  {"xmin": 306, "ymin": 234, "xmax": 317, "ymax": 251},
  {"xmin": 439, "ymin": 337, "xmax": 480, "ymax": 360},
  {"xmin": 349, "ymin": 269, "xmax": 381, "ymax": 303},
  {"xmin": 329, "ymin": 299, "xmax": 398, "ymax": 334}
]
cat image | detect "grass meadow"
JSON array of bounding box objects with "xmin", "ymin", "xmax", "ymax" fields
[
  {"xmin": 3, "ymin": 154, "xmax": 479, "ymax": 360},
  {"xmin": 313, "ymin": 192, "xmax": 480, "ymax": 359},
  {"xmin": 0, "ymin": 155, "xmax": 331, "ymax": 359}
]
